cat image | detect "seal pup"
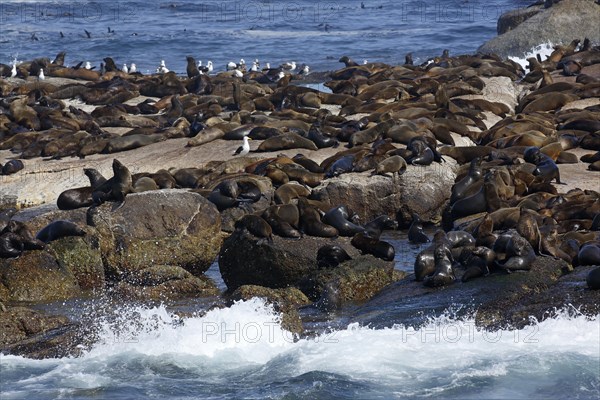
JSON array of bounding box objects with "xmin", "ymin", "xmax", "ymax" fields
[
  {"xmin": 317, "ymin": 244, "xmax": 352, "ymax": 269},
  {"xmin": 587, "ymin": 267, "xmax": 600, "ymax": 290},
  {"xmin": 36, "ymin": 221, "xmax": 86, "ymax": 243},
  {"xmin": 408, "ymin": 213, "xmax": 430, "ymax": 243},
  {"xmin": 373, "ymin": 155, "xmax": 407, "ymax": 178},
  {"xmin": 423, "ymin": 239, "xmax": 455, "ymax": 287},
  {"xmin": 235, "ymin": 215, "xmax": 273, "ymax": 243},
  {"xmin": 351, "ymin": 232, "xmax": 395, "ymax": 261},
  {"xmin": 0, "ymin": 233, "xmax": 23, "ymax": 258}
]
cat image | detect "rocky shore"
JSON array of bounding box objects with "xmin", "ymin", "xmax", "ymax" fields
[{"xmin": 1, "ymin": 2, "xmax": 600, "ymax": 359}]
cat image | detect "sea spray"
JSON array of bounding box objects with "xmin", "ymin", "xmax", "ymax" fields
[{"xmin": 1, "ymin": 300, "xmax": 598, "ymax": 399}]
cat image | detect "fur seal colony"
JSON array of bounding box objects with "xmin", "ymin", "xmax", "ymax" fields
[{"xmin": 1, "ymin": 41, "xmax": 599, "ymax": 301}]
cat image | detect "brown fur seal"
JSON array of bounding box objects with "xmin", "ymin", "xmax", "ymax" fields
[
  {"xmin": 262, "ymin": 207, "xmax": 302, "ymax": 239},
  {"xmin": 317, "ymin": 244, "xmax": 352, "ymax": 269},
  {"xmin": 373, "ymin": 155, "xmax": 407, "ymax": 177},
  {"xmin": 57, "ymin": 168, "xmax": 107, "ymax": 210},
  {"xmin": 461, "ymin": 247, "xmax": 495, "ymax": 282},
  {"xmin": 408, "ymin": 213, "xmax": 430, "ymax": 243},
  {"xmin": 298, "ymin": 198, "xmax": 338, "ymax": 238},
  {"xmin": 256, "ymin": 133, "xmax": 319, "ymax": 152},
  {"xmin": 322, "ymin": 205, "xmax": 365, "ymax": 237},
  {"xmin": 2, "ymin": 160, "xmax": 24, "ymax": 175},
  {"xmin": 493, "ymin": 230, "xmax": 536, "ymax": 271},
  {"xmin": 351, "ymin": 232, "xmax": 395, "ymax": 261},
  {"xmin": 364, "ymin": 215, "xmax": 398, "ymax": 239},
  {"xmin": 234, "ymin": 215, "xmax": 273, "ymax": 242},
  {"xmin": 1, "ymin": 220, "xmax": 45, "ymax": 250},
  {"xmin": 423, "ymin": 238, "xmax": 455, "ymax": 287},
  {"xmin": 36, "ymin": 220, "xmax": 86, "ymax": 243},
  {"xmin": 92, "ymin": 159, "xmax": 133, "ymax": 204},
  {"xmin": 0, "ymin": 233, "xmax": 23, "ymax": 258}
]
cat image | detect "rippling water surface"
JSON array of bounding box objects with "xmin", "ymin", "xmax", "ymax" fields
[{"xmin": 1, "ymin": 0, "xmax": 533, "ymax": 73}]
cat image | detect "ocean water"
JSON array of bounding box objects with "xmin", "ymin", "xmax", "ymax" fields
[
  {"xmin": 1, "ymin": 299, "xmax": 599, "ymax": 399},
  {"xmin": 0, "ymin": 0, "xmax": 534, "ymax": 73}
]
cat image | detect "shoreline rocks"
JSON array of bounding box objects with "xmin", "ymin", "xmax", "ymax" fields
[{"xmin": 478, "ymin": 0, "xmax": 600, "ymax": 59}]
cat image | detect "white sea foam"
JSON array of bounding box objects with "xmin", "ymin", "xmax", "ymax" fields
[
  {"xmin": 1, "ymin": 300, "xmax": 598, "ymax": 398},
  {"xmin": 508, "ymin": 41, "xmax": 556, "ymax": 71}
]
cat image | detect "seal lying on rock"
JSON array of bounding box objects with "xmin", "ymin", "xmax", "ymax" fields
[
  {"xmin": 36, "ymin": 220, "xmax": 86, "ymax": 243},
  {"xmin": 317, "ymin": 244, "xmax": 352, "ymax": 269}
]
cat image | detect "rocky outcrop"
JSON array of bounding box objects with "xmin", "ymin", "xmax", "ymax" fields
[
  {"xmin": 0, "ymin": 306, "xmax": 83, "ymax": 359},
  {"xmin": 349, "ymin": 257, "xmax": 597, "ymax": 329},
  {"xmin": 497, "ymin": 4, "xmax": 543, "ymax": 35},
  {"xmin": 299, "ymin": 255, "xmax": 405, "ymax": 303},
  {"xmin": 87, "ymin": 190, "xmax": 222, "ymax": 279},
  {"xmin": 311, "ymin": 162, "xmax": 458, "ymax": 224},
  {"xmin": 219, "ymin": 229, "xmax": 402, "ymax": 306},
  {"xmin": 478, "ymin": 0, "xmax": 600, "ymax": 59},
  {"xmin": 219, "ymin": 229, "xmax": 360, "ymax": 291},
  {"xmin": 0, "ymin": 251, "xmax": 81, "ymax": 302},
  {"xmin": 112, "ymin": 265, "xmax": 219, "ymax": 300}
]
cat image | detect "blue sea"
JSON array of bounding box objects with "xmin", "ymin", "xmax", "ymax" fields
[
  {"xmin": 1, "ymin": 0, "xmax": 534, "ymax": 73},
  {"xmin": 1, "ymin": 1, "xmax": 599, "ymax": 399}
]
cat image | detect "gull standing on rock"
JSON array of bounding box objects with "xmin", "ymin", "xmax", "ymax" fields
[
  {"xmin": 122, "ymin": 63, "xmax": 129, "ymax": 73},
  {"xmin": 10, "ymin": 63, "xmax": 17, "ymax": 78},
  {"xmin": 38, "ymin": 69, "xmax": 45, "ymax": 80},
  {"xmin": 281, "ymin": 61, "xmax": 296, "ymax": 71},
  {"xmin": 233, "ymin": 136, "xmax": 251, "ymax": 156},
  {"xmin": 129, "ymin": 63, "xmax": 137, "ymax": 73}
]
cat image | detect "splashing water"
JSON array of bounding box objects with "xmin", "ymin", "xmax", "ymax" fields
[{"xmin": 1, "ymin": 299, "xmax": 598, "ymax": 399}]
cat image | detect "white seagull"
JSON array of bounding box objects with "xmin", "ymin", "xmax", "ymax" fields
[
  {"xmin": 281, "ymin": 61, "xmax": 296, "ymax": 71},
  {"xmin": 233, "ymin": 136, "xmax": 251, "ymax": 156},
  {"xmin": 300, "ymin": 64, "xmax": 310, "ymax": 75},
  {"xmin": 10, "ymin": 63, "xmax": 17, "ymax": 78},
  {"xmin": 38, "ymin": 68, "xmax": 45, "ymax": 80},
  {"xmin": 199, "ymin": 60, "xmax": 213, "ymax": 74},
  {"xmin": 84, "ymin": 61, "xmax": 92, "ymax": 70},
  {"xmin": 122, "ymin": 63, "xmax": 129, "ymax": 73},
  {"xmin": 129, "ymin": 63, "xmax": 137, "ymax": 73},
  {"xmin": 156, "ymin": 60, "xmax": 169, "ymax": 74}
]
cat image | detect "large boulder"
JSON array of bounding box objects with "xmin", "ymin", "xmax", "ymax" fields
[
  {"xmin": 497, "ymin": 4, "xmax": 543, "ymax": 35},
  {"xmin": 87, "ymin": 190, "xmax": 222, "ymax": 280},
  {"xmin": 0, "ymin": 306, "xmax": 84, "ymax": 359},
  {"xmin": 0, "ymin": 251, "xmax": 81, "ymax": 302},
  {"xmin": 298, "ymin": 255, "xmax": 405, "ymax": 303},
  {"xmin": 311, "ymin": 162, "xmax": 458, "ymax": 224},
  {"xmin": 219, "ymin": 229, "xmax": 361, "ymax": 291},
  {"xmin": 478, "ymin": 0, "xmax": 600, "ymax": 59},
  {"xmin": 112, "ymin": 265, "xmax": 219, "ymax": 300},
  {"xmin": 47, "ymin": 236, "xmax": 104, "ymax": 291}
]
